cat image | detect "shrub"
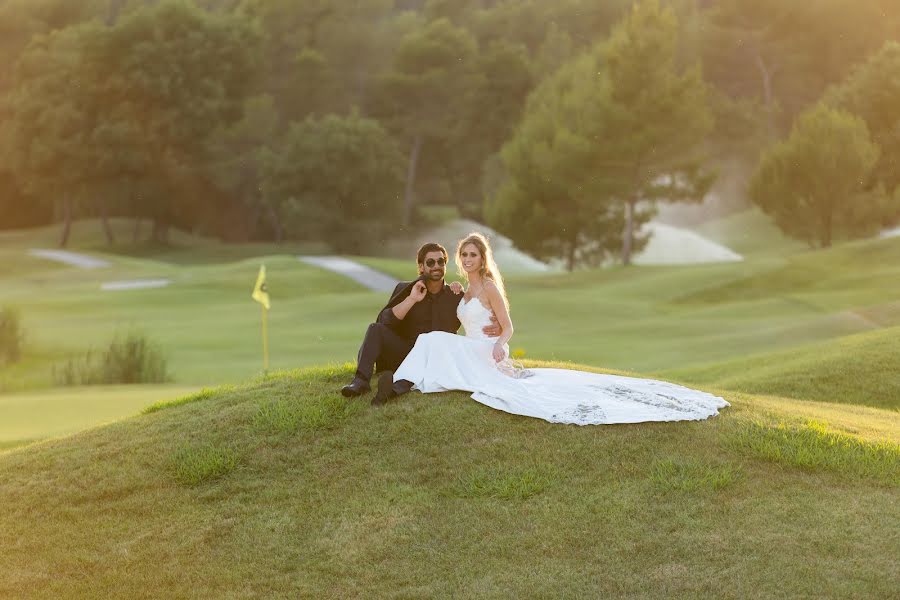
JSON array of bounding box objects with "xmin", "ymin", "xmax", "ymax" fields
[
  {"xmin": 53, "ymin": 329, "xmax": 170, "ymax": 385},
  {"xmin": 0, "ymin": 306, "xmax": 23, "ymax": 365}
]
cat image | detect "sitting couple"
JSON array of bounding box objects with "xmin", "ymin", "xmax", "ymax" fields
[{"xmin": 341, "ymin": 232, "xmax": 729, "ymax": 425}]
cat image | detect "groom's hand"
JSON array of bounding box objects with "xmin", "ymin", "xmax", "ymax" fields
[
  {"xmin": 482, "ymin": 314, "xmax": 501, "ymax": 337},
  {"xmin": 410, "ymin": 281, "xmax": 428, "ymax": 303}
]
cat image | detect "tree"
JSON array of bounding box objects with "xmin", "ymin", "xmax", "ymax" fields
[
  {"xmin": 749, "ymin": 104, "xmax": 884, "ymax": 249},
  {"xmin": 80, "ymin": 0, "xmax": 261, "ymax": 241},
  {"xmin": 826, "ymin": 41, "xmax": 900, "ymax": 193},
  {"xmin": 438, "ymin": 39, "xmax": 533, "ymax": 218},
  {"xmin": 3, "ymin": 26, "xmax": 96, "ymax": 247},
  {"xmin": 374, "ymin": 18, "xmax": 479, "ymax": 226},
  {"xmin": 699, "ymin": 0, "xmax": 900, "ymax": 139},
  {"xmin": 487, "ymin": 53, "xmax": 626, "ymax": 271},
  {"xmin": 490, "ymin": 1, "xmax": 714, "ymax": 269},
  {"xmin": 595, "ymin": 0, "xmax": 714, "ymax": 265},
  {"xmin": 261, "ymin": 113, "xmax": 405, "ymax": 254},
  {"xmin": 206, "ymin": 94, "xmax": 282, "ymax": 242}
]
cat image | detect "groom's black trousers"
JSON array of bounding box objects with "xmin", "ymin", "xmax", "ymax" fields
[{"xmin": 355, "ymin": 323, "xmax": 414, "ymax": 381}]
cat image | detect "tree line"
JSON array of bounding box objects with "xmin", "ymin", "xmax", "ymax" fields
[{"xmin": 0, "ymin": 0, "xmax": 898, "ymax": 264}]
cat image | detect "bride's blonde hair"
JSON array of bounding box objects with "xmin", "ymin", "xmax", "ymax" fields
[{"xmin": 456, "ymin": 232, "xmax": 509, "ymax": 311}]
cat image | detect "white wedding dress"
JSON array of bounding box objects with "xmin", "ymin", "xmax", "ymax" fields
[{"xmin": 393, "ymin": 296, "xmax": 729, "ymax": 425}]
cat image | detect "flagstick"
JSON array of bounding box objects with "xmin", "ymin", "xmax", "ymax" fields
[{"xmin": 262, "ymin": 304, "xmax": 269, "ymax": 374}]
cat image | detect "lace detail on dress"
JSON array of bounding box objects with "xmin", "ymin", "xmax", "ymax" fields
[
  {"xmin": 590, "ymin": 384, "xmax": 701, "ymax": 414},
  {"xmin": 552, "ymin": 403, "xmax": 608, "ymax": 424}
]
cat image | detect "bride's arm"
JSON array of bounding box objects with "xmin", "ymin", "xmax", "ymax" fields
[{"xmin": 485, "ymin": 281, "xmax": 513, "ymax": 362}]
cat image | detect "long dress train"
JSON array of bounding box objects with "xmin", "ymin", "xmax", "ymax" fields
[{"xmin": 393, "ymin": 297, "xmax": 729, "ymax": 425}]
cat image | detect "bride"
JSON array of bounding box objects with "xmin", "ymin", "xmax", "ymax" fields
[{"xmin": 386, "ymin": 232, "xmax": 729, "ymax": 425}]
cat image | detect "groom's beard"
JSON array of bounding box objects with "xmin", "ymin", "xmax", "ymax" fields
[{"xmin": 422, "ymin": 268, "xmax": 445, "ymax": 282}]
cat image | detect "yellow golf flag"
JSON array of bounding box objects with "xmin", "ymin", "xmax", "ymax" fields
[{"xmin": 252, "ymin": 265, "xmax": 270, "ymax": 310}]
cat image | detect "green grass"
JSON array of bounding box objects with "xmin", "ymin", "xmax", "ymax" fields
[
  {"xmin": 3, "ymin": 219, "xmax": 900, "ymax": 448},
  {"xmin": 143, "ymin": 386, "xmax": 225, "ymax": 414},
  {"xmin": 726, "ymin": 418, "xmax": 899, "ymax": 485},
  {"xmin": 171, "ymin": 443, "xmax": 240, "ymax": 486},
  {"xmin": 649, "ymin": 458, "xmax": 742, "ymax": 492},
  {"xmin": 0, "ymin": 384, "xmax": 201, "ymax": 449},
  {"xmin": 0, "ymin": 365, "xmax": 896, "ymax": 598},
  {"xmin": 661, "ymin": 326, "xmax": 900, "ymax": 410},
  {"xmin": 452, "ymin": 464, "xmax": 554, "ymax": 500},
  {"xmin": 253, "ymin": 392, "xmax": 360, "ymax": 433}
]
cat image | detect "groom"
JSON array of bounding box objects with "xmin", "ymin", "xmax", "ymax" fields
[{"xmin": 341, "ymin": 242, "xmax": 500, "ymax": 405}]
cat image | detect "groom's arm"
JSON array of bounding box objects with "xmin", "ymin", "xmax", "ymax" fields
[{"xmin": 377, "ymin": 282, "xmax": 408, "ymax": 327}]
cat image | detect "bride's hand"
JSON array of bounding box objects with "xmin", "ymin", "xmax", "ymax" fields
[
  {"xmin": 492, "ymin": 342, "xmax": 506, "ymax": 363},
  {"xmin": 449, "ymin": 281, "xmax": 463, "ymax": 295}
]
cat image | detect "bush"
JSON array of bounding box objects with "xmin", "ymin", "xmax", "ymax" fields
[
  {"xmin": 54, "ymin": 329, "xmax": 171, "ymax": 385},
  {"xmin": 0, "ymin": 306, "xmax": 23, "ymax": 365}
]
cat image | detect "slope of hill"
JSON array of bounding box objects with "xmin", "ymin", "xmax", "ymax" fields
[
  {"xmin": 0, "ymin": 365, "xmax": 896, "ymax": 598},
  {"xmin": 660, "ymin": 326, "xmax": 900, "ymax": 409},
  {"xmin": 693, "ymin": 207, "xmax": 807, "ymax": 257}
]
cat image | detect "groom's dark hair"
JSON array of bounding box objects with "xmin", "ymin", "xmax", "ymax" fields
[{"xmin": 416, "ymin": 242, "xmax": 447, "ymax": 265}]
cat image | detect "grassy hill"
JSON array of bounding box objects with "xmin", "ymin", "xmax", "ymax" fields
[
  {"xmin": 0, "ymin": 365, "xmax": 896, "ymax": 598},
  {"xmin": 661, "ymin": 326, "xmax": 900, "ymax": 410}
]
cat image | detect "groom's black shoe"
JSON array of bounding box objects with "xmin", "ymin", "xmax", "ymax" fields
[
  {"xmin": 372, "ymin": 371, "xmax": 397, "ymax": 406},
  {"xmin": 341, "ymin": 377, "xmax": 370, "ymax": 398}
]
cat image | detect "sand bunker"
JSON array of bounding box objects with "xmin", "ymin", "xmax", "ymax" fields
[
  {"xmin": 634, "ymin": 222, "xmax": 743, "ymax": 265},
  {"xmin": 408, "ymin": 219, "xmax": 742, "ymax": 270},
  {"xmin": 396, "ymin": 219, "xmax": 557, "ymax": 274}
]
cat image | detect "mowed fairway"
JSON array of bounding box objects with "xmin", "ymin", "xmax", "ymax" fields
[
  {"xmin": 1, "ymin": 219, "xmax": 899, "ymax": 446},
  {"xmin": 0, "ymin": 385, "xmax": 200, "ymax": 451}
]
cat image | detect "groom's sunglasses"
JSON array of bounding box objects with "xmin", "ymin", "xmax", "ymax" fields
[{"xmin": 424, "ymin": 258, "xmax": 446, "ymax": 267}]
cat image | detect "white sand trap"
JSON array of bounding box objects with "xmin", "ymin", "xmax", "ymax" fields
[
  {"xmin": 880, "ymin": 226, "xmax": 900, "ymax": 238},
  {"xmin": 408, "ymin": 219, "xmax": 558, "ymax": 274},
  {"xmin": 298, "ymin": 256, "xmax": 399, "ymax": 292},
  {"xmin": 28, "ymin": 249, "xmax": 110, "ymax": 269},
  {"xmin": 101, "ymin": 279, "xmax": 172, "ymax": 291},
  {"xmin": 633, "ymin": 222, "xmax": 743, "ymax": 265}
]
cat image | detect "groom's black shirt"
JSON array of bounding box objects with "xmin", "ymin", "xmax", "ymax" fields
[{"xmin": 377, "ymin": 279, "xmax": 462, "ymax": 342}]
